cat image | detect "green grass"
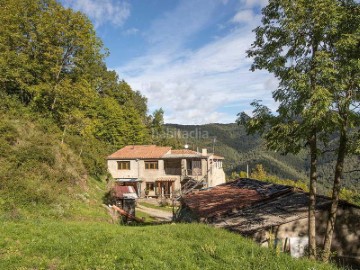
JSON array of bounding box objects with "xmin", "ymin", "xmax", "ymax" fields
[
  {"xmin": 138, "ymin": 202, "xmax": 176, "ymax": 213},
  {"xmin": 0, "ymin": 220, "xmax": 338, "ymax": 270},
  {"xmin": 136, "ymin": 210, "xmax": 157, "ymax": 223}
]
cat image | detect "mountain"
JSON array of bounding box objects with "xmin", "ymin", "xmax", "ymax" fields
[{"xmin": 164, "ymin": 123, "xmax": 360, "ymax": 194}]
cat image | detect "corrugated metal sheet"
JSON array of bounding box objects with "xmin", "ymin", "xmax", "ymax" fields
[
  {"xmin": 180, "ymin": 178, "xmax": 359, "ymax": 233},
  {"xmin": 213, "ymin": 191, "xmax": 331, "ymax": 234},
  {"xmin": 181, "ymin": 178, "xmax": 293, "ymax": 219},
  {"xmin": 113, "ymin": 185, "xmax": 138, "ymax": 199}
]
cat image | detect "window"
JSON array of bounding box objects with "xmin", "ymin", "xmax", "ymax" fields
[
  {"xmin": 145, "ymin": 161, "xmax": 158, "ymax": 169},
  {"xmin": 117, "ymin": 161, "xmax": 130, "ymax": 170},
  {"xmin": 212, "ymin": 160, "xmax": 222, "ymax": 169}
]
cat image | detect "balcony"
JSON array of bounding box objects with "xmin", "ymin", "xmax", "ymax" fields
[
  {"xmin": 183, "ymin": 168, "xmax": 202, "ymax": 177},
  {"xmin": 164, "ymin": 167, "xmax": 181, "ymax": 175}
]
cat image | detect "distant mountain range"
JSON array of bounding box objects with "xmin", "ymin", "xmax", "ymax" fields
[{"xmin": 164, "ymin": 123, "xmax": 360, "ymax": 194}]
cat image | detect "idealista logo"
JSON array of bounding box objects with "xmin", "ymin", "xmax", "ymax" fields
[{"xmin": 153, "ymin": 127, "xmax": 209, "ymax": 139}]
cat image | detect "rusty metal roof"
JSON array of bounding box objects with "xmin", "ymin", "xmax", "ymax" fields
[
  {"xmin": 212, "ymin": 191, "xmax": 331, "ymax": 234},
  {"xmin": 182, "ymin": 186, "xmax": 262, "ymax": 218},
  {"xmin": 180, "ymin": 178, "xmax": 360, "ymax": 234},
  {"xmin": 181, "ymin": 178, "xmax": 293, "ymax": 219},
  {"xmin": 112, "ymin": 185, "xmax": 138, "ymax": 199}
]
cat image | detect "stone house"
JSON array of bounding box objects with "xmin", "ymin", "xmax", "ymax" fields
[
  {"xmin": 107, "ymin": 145, "xmax": 225, "ymax": 198},
  {"xmin": 178, "ymin": 178, "xmax": 360, "ymax": 267}
]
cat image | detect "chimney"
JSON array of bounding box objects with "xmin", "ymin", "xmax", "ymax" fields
[{"xmin": 201, "ymin": 148, "xmax": 207, "ymax": 156}]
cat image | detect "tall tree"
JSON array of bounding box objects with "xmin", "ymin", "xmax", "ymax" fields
[
  {"xmin": 241, "ymin": 0, "xmax": 347, "ymax": 259},
  {"xmin": 321, "ymin": 0, "xmax": 360, "ymax": 262},
  {"xmin": 0, "ymin": 0, "xmax": 105, "ymax": 104},
  {"xmin": 0, "ymin": 0, "xmax": 155, "ymax": 177},
  {"xmin": 150, "ymin": 108, "xmax": 165, "ymax": 145}
]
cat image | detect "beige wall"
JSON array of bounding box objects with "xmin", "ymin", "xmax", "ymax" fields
[
  {"xmin": 207, "ymin": 158, "xmax": 226, "ymax": 187},
  {"xmin": 107, "ymin": 159, "xmax": 182, "ymax": 192},
  {"xmin": 107, "ymin": 159, "xmax": 140, "ymax": 179},
  {"xmin": 108, "ymin": 156, "xmax": 226, "ymax": 194}
]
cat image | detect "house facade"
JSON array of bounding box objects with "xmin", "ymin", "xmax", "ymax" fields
[{"xmin": 107, "ymin": 145, "xmax": 225, "ymax": 197}]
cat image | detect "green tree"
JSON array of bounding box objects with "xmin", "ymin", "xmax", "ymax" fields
[
  {"xmin": 321, "ymin": 1, "xmax": 360, "ymax": 261},
  {"xmin": 240, "ymin": 0, "xmax": 355, "ymax": 259},
  {"xmin": 0, "ymin": 0, "xmax": 154, "ymax": 175},
  {"xmin": 251, "ymin": 164, "xmax": 267, "ymax": 180},
  {"xmin": 0, "ymin": 0, "xmax": 105, "ymax": 104},
  {"xmin": 150, "ymin": 108, "xmax": 165, "ymax": 145}
]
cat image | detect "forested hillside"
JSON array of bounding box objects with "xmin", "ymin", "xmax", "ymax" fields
[
  {"xmin": 164, "ymin": 123, "xmax": 360, "ymax": 194},
  {"xmin": 0, "ymin": 0, "xmax": 156, "ymax": 218},
  {"xmin": 0, "ymin": 1, "xmax": 356, "ymax": 268}
]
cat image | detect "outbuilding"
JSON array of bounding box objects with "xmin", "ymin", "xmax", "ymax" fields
[{"xmin": 177, "ymin": 178, "xmax": 360, "ymax": 267}]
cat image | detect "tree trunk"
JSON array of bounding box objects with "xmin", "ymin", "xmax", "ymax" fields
[
  {"xmin": 322, "ymin": 127, "xmax": 347, "ymax": 262},
  {"xmin": 308, "ymin": 130, "xmax": 317, "ymax": 260},
  {"xmin": 61, "ymin": 126, "xmax": 66, "ymax": 144}
]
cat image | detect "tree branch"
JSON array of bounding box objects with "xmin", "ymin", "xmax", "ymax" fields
[{"xmin": 343, "ymin": 169, "xmax": 360, "ymax": 174}]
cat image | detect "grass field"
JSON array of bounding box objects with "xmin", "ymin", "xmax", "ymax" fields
[
  {"xmin": 138, "ymin": 201, "xmax": 176, "ymax": 213},
  {"xmin": 0, "ymin": 176, "xmax": 341, "ymax": 270},
  {"xmin": 1, "ymin": 220, "xmax": 339, "ymax": 270}
]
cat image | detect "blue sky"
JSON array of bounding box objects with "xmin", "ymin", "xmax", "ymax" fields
[{"xmin": 62, "ymin": 0, "xmax": 277, "ymax": 124}]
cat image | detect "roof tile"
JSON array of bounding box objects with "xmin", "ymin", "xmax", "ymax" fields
[
  {"xmin": 107, "ymin": 145, "xmax": 171, "ymax": 159},
  {"xmin": 107, "ymin": 145, "xmax": 224, "ymax": 160},
  {"xmin": 171, "ymin": 149, "xmax": 199, "ymax": 155}
]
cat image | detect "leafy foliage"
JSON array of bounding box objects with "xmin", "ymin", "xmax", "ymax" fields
[
  {"xmin": 0, "ymin": 0, "xmax": 154, "ymax": 216},
  {"xmin": 0, "ymin": 0, "xmax": 150, "ymax": 151},
  {"xmin": 242, "ymin": 0, "xmax": 359, "ymax": 260}
]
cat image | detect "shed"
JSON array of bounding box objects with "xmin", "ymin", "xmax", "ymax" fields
[
  {"xmin": 177, "ymin": 178, "xmax": 360, "ymax": 266},
  {"xmin": 112, "ymin": 185, "xmax": 138, "ymax": 221}
]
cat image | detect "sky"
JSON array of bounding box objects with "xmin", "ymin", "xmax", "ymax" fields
[{"xmin": 61, "ymin": 0, "xmax": 277, "ymax": 124}]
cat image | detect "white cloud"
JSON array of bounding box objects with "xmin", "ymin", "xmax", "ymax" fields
[
  {"xmin": 113, "ymin": 0, "xmax": 274, "ymax": 124},
  {"xmin": 63, "ymin": 0, "xmax": 130, "ymax": 28},
  {"xmin": 232, "ymin": 9, "xmax": 255, "ymax": 24},
  {"xmin": 243, "ymin": 0, "xmax": 268, "ymax": 8}
]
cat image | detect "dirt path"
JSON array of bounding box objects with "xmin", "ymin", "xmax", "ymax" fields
[{"xmin": 136, "ymin": 204, "xmax": 173, "ymax": 221}]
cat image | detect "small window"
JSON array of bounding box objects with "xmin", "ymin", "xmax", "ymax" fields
[
  {"xmin": 145, "ymin": 161, "xmax": 158, "ymax": 170},
  {"xmin": 117, "ymin": 161, "xmax": 130, "ymax": 170}
]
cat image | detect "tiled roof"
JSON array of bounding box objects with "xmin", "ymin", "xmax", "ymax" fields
[
  {"xmin": 163, "ymin": 149, "xmax": 203, "ymax": 159},
  {"xmin": 170, "ymin": 149, "xmax": 224, "ymax": 159},
  {"xmin": 107, "ymin": 145, "xmax": 225, "ymax": 160},
  {"xmin": 107, "ymin": 145, "xmax": 171, "ymax": 159},
  {"xmin": 171, "ymin": 149, "xmax": 199, "ymax": 155}
]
